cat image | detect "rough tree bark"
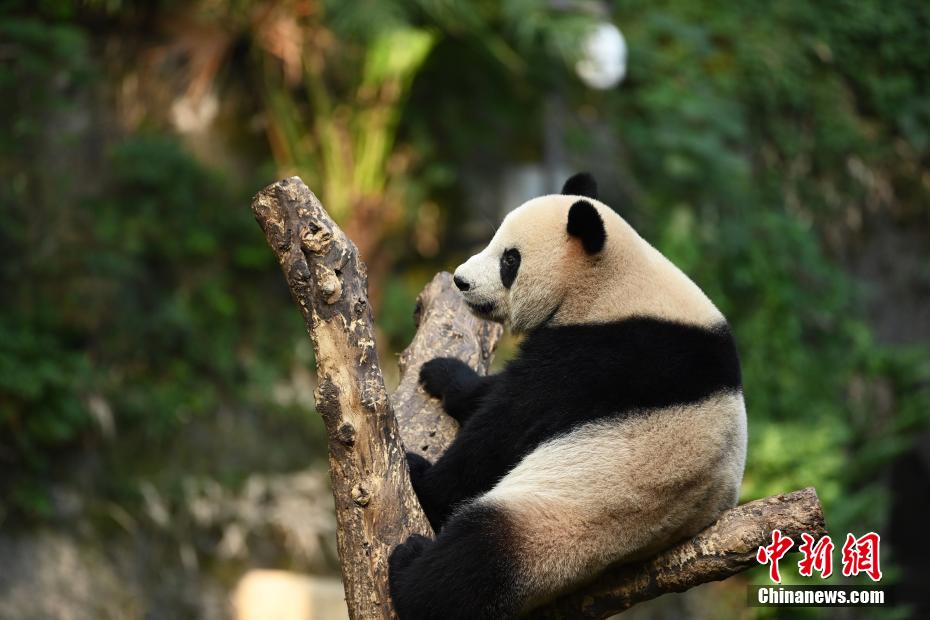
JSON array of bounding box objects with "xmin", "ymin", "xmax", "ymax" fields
[
  {"xmin": 252, "ymin": 177, "xmax": 828, "ymax": 620},
  {"xmin": 390, "ymin": 271, "xmax": 503, "ymax": 463},
  {"xmin": 251, "ymin": 178, "xmax": 432, "ymax": 620}
]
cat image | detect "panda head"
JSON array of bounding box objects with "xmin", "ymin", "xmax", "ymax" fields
[{"xmin": 453, "ymin": 172, "xmax": 620, "ymax": 333}]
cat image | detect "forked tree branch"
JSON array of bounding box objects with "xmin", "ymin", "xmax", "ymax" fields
[{"xmin": 252, "ymin": 177, "xmax": 827, "ymax": 620}]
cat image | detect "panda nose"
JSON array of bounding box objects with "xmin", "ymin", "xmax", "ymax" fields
[{"xmin": 453, "ymin": 275, "xmax": 471, "ymax": 292}]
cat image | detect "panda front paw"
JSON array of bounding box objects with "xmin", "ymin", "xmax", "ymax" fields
[
  {"xmin": 418, "ymin": 357, "xmax": 473, "ymax": 399},
  {"xmin": 389, "ymin": 534, "xmax": 432, "ymax": 575}
]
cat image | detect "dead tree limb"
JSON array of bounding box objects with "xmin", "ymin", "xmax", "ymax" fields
[
  {"xmin": 252, "ymin": 177, "xmax": 827, "ymax": 619},
  {"xmin": 251, "ymin": 178, "xmax": 431, "ymax": 620}
]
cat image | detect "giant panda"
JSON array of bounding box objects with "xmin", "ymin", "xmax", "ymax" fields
[{"xmin": 388, "ymin": 173, "xmax": 747, "ymax": 619}]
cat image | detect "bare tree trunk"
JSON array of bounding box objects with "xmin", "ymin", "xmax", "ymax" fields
[
  {"xmin": 251, "ymin": 177, "xmax": 828, "ymax": 620},
  {"xmin": 251, "ymin": 178, "xmax": 431, "ymax": 620}
]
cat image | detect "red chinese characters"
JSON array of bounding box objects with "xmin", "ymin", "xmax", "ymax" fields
[
  {"xmin": 841, "ymin": 532, "xmax": 883, "ymax": 582},
  {"xmin": 756, "ymin": 529, "xmax": 794, "ymax": 583},
  {"xmin": 797, "ymin": 533, "xmax": 834, "ymax": 578}
]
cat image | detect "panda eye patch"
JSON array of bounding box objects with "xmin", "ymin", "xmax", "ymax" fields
[{"xmin": 500, "ymin": 248, "xmax": 521, "ymax": 289}]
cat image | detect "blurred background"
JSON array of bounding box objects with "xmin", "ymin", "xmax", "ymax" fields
[{"xmin": 2, "ymin": 1, "xmax": 929, "ymax": 618}]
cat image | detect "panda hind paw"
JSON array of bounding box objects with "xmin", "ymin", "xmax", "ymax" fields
[{"xmin": 389, "ymin": 534, "xmax": 432, "ymax": 574}]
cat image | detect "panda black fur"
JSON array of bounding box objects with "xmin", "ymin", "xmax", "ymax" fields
[{"xmin": 389, "ymin": 173, "xmax": 748, "ymax": 619}]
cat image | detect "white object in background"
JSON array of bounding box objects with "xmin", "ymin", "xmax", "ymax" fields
[
  {"xmin": 233, "ymin": 570, "xmax": 348, "ymax": 620},
  {"xmin": 575, "ymin": 22, "xmax": 627, "ymax": 90},
  {"xmin": 171, "ymin": 90, "xmax": 219, "ymax": 133}
]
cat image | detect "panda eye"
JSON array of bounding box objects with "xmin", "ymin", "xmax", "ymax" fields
[{"xmin": 499, "ymin": 248, "xmax": 521, "ymax": 289}]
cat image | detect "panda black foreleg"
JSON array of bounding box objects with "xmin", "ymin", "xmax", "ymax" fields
[
  {"xmin": 408, "ymin": 416, "xmax": 503, "ymax": 530},
  {"xmin": 419, "ymin": 357, "xmax": 496, "ymax": 424},
  {"xmin": 388, "ymin": 503, "xmax": 521, "ymax": 620}
]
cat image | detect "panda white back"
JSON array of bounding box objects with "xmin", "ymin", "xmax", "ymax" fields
[{"xmin": 389, "ymin": 173, "xmax": 747, "ymax": 619}]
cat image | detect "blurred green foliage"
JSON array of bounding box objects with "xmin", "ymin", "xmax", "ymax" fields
[
  {"xmin": 1, "ymin": 14, "xmax": 95, "ymax": 513},
  {"xmin": 0, "ymin": 11, "xmax": 326, "ymax": 517},
  {"xmin": 0, "ymin": 7, "xmax": 928, "ymax": 614}
]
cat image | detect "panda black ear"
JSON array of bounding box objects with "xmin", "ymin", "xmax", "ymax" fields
[
  {"xmin": 561, "ymin": 172, "xmax": 598, "ymax": 200},
  {"xmin": 567, "ymin": 200, "xmax": 606, "ymax": 255}
]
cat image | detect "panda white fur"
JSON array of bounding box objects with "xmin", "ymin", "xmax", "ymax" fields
[{"xmin": 388, "ymin": 173, "xmax": 747, "ymax": 619}]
